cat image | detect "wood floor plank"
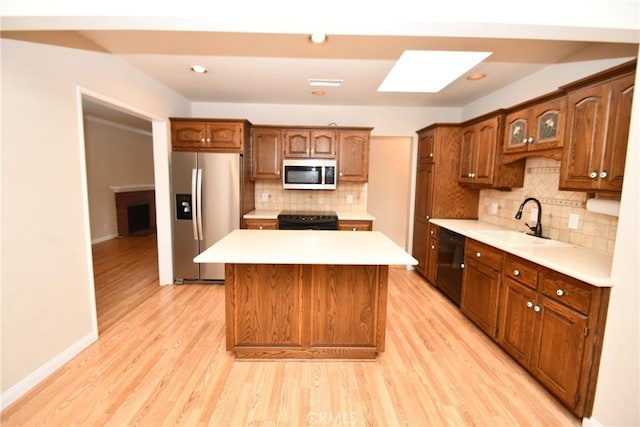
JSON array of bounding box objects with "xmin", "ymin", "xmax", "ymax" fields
[{"xmin": 1, "ymin": 234, "xmax": 581, "ymax": 426}]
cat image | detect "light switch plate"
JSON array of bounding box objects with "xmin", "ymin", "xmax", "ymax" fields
[
  {"xmin": 568, "ymin": 214, "xmax": 580, "ymax": 230},
  {"xmin": 491, "ymin": 203, "xmax": 499, "ymax": 215},
  {"xmin": 346, "ymin": 194, "xmax": 353, "ymax": 204},
  {"xmin": 261, "ymin": 192, "xmax": 269, "ymax": 202},
  {"xmin": 530, "ymin": 208, "xmax": 538, "ymax": 221}
]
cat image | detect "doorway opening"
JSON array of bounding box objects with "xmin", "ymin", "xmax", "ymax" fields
[{"xmin": 82, "ymin": 97, "xmax": 159, "ymax": 333}]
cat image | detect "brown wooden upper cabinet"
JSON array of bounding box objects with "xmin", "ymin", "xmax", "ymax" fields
[
  {"xmin": 560, "ymin": 66, "xmax": 635, "ymax": 193},
  {"xmin": 284, "ymin": 129, "xmax": 336, "ymax": 158},
  {"xmin": 503, "ymin": 95, "xmax": 566, "ymax": 159},
  {"xmin": 337, "ymin": 130, "xmax": 370, "ymax": 182},
  {"xmin": 458, "ymin": 113, "xmax": 525, "ymax": 189},
  {"xmin": 250, "ymin": 127, "xmax": 283, "ymax": 180},
  {"xmin": 171, "ymin": 119, "xmax": 248, "ymax": 153}
]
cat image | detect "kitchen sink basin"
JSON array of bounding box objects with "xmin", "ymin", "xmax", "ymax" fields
[{"xmin": 475, "ymin": 230, "xmax": 572, "ymax": 247}]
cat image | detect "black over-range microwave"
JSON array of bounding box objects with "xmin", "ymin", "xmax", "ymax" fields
[{"xmin": 282, "ymin": 159, "xmax": 337, "ymax": 190}]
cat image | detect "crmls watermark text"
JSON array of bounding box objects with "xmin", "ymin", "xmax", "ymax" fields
[{"xmin": 306, "ymin": 411, "xmax": 358, "ymax": 425}]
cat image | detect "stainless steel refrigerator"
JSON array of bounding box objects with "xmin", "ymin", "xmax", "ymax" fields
[{"xmin": 172, "ymin": 152, "xmax": 241, "ymax": 282}]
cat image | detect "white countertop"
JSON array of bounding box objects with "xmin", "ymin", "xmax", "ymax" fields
[
  {"xmin": 430, "ymin": 219, "xmax": 613, "ymax": 287},
  {"xmin": 194, "ymin": 229, "xmax": 417, "ymax": 266},
  {"xmin": 243, "ymin": 210, "xmax": 376, "ymax": 221}
]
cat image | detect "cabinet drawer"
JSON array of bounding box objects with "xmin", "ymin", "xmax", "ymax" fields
[
  {"xmin": 338, "ymin": 220, "xmax": 372, "ymax": 231},
  {"xmin": 539, "ymin": 270, "xmax": 593, "ymax": 315},
  {"xmin": 504, "ymin": 255, "xmax": 539, "ymax": 290},
  {"xmin": 465, "ymin": 239, "xmax": 504, "ymax": 271},
  {"xmin": 244, "ymin": 218, "xmax": 278, "ymax": 230}
]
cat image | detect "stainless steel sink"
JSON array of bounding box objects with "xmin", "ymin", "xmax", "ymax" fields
[{"xmin": 475, "ymin": 230, "xmax": 572, "ymax": 247}]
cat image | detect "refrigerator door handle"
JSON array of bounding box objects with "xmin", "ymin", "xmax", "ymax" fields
[
  {"xmin": 191, "ymin": 168, "xmax": 199, "ymax": 240},
  {"xmin": 196, "ymin": 168, "xmax": 204, "ymax": 241}
]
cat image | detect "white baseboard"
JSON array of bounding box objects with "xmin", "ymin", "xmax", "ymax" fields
[
  {"xmin": 582, "ymin": 417, "xmax": 604, "ymax": 427},
  {"xmin": 0, "ymin": 331, "xmax": 98, "ymax": 411},
  {"xmin": 91, "ymin": 234, "xmax": 117, "ymax": 245}
]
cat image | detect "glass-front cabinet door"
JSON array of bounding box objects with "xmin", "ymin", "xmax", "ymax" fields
[{"xmin": 504, "ymin": 96, "xmax": 565, "ymax": 154}]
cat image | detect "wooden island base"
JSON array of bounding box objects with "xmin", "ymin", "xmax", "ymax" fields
[{"xmin": 224, "ymin": 263, "xmax": 388, "ymax": 359}]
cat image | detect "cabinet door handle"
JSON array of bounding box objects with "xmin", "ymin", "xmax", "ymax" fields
[
  {"xmin": 589, "ymin": 171, "xmax": 598, "ymax": 179},
  {"xmin": 527, "ymin": 137, "xmax": 534, "ymax": 143},
  {"xmin": 460, "ymin": 263, "xmax": 465, "ymax": 269},
  {"xmin": 431, "ymin": 245, "xmax": 436, "ymax": 249},
  {"xmin": 513, "ymin": 269, "xmax": 521, "ymax": 276},
  {"xmin": 258, "ymin": 226, "xmax": 263, "ymax": 230},
  {"xmin": 600, "ymin": 171, "xmax": 608, "ymax": 179},
  {"xmin": 476, "ymin": 252, "xmax": 482, "ymax": 258},
  {"xmin": 277, "ymin": 170, "xmax": 280, "ymax": 176},
  {"xmin": 556, "ymin": 289, "xmax": 565, "ymax": 296},
  {"xmin": 352, "ymin": 227, "xmax": 357, "ymax": 231},
  {"xmin": 200, "ymin": 137, "xmax": 206, "ymax": 143},
  {"xmin": 339, "ymin": 172, "xmax": 343, "ymax": 177},
  {"xmin": 526, "ymin": 301, "xmax": 533, "ymax": 308},
  {"xmin": 426, "ymin": 215, "xmax": 430, "ymax": 220},
  {"xmin": 533, "ymin": 305, "xmax": 541, "ymax": 312},
  {"xmin": 429, "ymin": 152, "xmax": 434, "ymax": 158}
]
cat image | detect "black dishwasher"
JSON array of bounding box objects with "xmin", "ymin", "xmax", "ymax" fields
[{"xmin": 436, "ymin": 228, "xmax": 466, "ymax": 306}]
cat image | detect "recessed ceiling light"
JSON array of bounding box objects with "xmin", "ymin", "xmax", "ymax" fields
[
  {"xmin": 190, "ymin": 65, "xmax": 208, "ymax": 74},
  {"xmin": 467, "ymin": 73, "xmax": 486, "ymax": 81},
  {"xmin": 309, "ymin": 33, "xmax": 328, "ymax": 44},
  {"xmin": 311, "ymin": 90, "xmax": 325, "ymax": 96},
  {"xmin": 378, "ymin": 50, "xmax": 492, "ymax": 93},
  {"xmin": 308, "ymin": 79, "xmax": 343, "ymax": 87}
]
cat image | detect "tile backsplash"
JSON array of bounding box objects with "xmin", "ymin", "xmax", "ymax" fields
[
  {"xmin": 478, "ymin": 157, "xmax": 618, "ymax": 254},
  {"xmin": 254, "ymin": 181, "xmax": 367, "ymax": 212}
]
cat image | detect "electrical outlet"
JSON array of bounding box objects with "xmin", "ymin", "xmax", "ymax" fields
[
  {"xmin": 530, "ymin": 208, "xmax": 538, "ymax": 222},
  {"xmin": 491, "ymin": 203, "xmax": 499, "ymax": 215},
  {"xmin": 346, "ymin": 194, "xmax": 353, "ymax": 204},
  {"xmin": 568, "ymin": 214, "xmax": 580, "ymax": 230},
  {"xmin": 260, "ymin": 192, "xmax": 269, "ymax": 202}
]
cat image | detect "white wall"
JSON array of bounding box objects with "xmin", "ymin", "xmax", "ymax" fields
[
  {"xmin": 192, "ymin": 102, "xmax": 461, "ymax": 137},
  {"xmin": 368, "ymin": 137, "xmax": 412, "ymax": 249},
  {"xmin": 84, "ymin": 117, "xmax": 154, "ymax": 242},
  {"xmin": 0, "ymin": 38, "xmax": 190, "ymax": 407}
]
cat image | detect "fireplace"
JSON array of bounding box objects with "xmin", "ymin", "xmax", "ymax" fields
[
  {"xmin": 128, "ymin": 203, "xmax": 151, "ymax": 234},
  {"xmin": 113, "ymin": 188, "xmax": 156, "ymax": 237}
]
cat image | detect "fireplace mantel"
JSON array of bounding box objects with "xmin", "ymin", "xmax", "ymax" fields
[{"xmin": 110, "ymin": 184, "xmax": 155, "ymax": 193}]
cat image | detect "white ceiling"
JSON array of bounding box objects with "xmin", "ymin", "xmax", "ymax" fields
[
  {"xmin": 79, "ymin": 31, "xmax": 603, "ymax": 107},
  {"xmin": 2, "ymin": 7, "xmax": 638, "ymax": 127}
]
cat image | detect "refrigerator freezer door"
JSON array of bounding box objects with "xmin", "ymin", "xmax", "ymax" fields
[
  {"xmin": 198, "ymin": 153, "xmax": 241, "ymax": 280},
  {"xmin": 172, "ymin": 152, "xmax": 200, "ymax": 280}
]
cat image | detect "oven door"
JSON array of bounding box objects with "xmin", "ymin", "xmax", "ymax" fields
[{"xmin": 278, "ymin": 217, "xmax": 338, "ymax": 230}]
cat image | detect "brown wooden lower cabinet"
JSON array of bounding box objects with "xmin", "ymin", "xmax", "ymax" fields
[
  {"xmin": 224, "ymin": 263, "xmax": 388, "ymax": 359},
  {"xmin": 338, "ymin": 220, "xmax": 372, "ymax": 231},
  {"xmin": 461, "ymin": 241, "xmax": 610, "ymax": 418}
]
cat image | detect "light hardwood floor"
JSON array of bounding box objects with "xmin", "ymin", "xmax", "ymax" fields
[{"xmin": 1, "ymin": 234, "xmax": 580, "ymax": 426}]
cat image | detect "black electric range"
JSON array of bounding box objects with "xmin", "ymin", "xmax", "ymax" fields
[{"xmin": 277, "ymin": 210, "xmax": 338, "ymax": 230}]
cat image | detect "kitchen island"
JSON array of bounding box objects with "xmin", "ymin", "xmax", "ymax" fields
[{"xmin": 194, "ymin": 229, "xmax": 417, "ymax": 359}]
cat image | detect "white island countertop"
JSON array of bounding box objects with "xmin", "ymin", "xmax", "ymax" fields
[
  {"xmin": 431, "ymin": 219, "xmax": 613, "ymax": 287},
  {"xmin": 194, "ymin": 229, "xmax": 417, "ymax": 266}
]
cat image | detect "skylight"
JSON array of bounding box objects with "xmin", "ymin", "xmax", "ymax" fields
[{"xmin": 378, "ymin": 50, "xmax": 492, "ymax": 93}]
